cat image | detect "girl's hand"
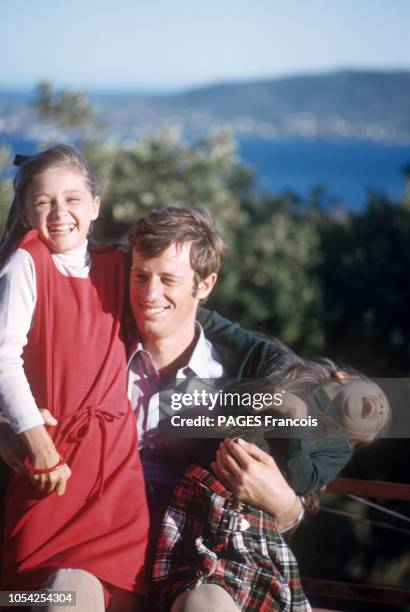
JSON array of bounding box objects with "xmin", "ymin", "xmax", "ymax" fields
[
  {"xmin": 39, "ymin": 408, "xmax": 58, "ymax": 427},
  {"xmin": 19, "ymin": 424, "xmax": 71, "ymax": 496},
  {"xmin": 0, "ymin": 410, "xmax": 58, "ymax": 475},
  {"xmin": 28, "ymin": 454, "xmax": 72, "ymax": 496}
]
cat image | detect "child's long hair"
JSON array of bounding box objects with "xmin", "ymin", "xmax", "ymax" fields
[
  {"xmin": 224, "ymin": 354, "xmax": 390, "ymax": 445},
  {"xmin": 0, "ymin": 144, "xmax": 98, "ymax": 266},
  {"xmin": 232, "ymin": 354, "xmax": 345, "ymax": 400}
]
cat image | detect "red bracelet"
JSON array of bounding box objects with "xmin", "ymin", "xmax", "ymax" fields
[{"xmin": 24, "ymin": 455, "xmax": 65, "ymax": 475}]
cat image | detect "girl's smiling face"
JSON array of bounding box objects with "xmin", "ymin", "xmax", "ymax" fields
[
  {"xmin": 22, "ymin": 167, "xmax": 100, "ymax": 253},
  {"xmin": 333, "ymin": 379, "xmax": 390, "ymax": 440}
]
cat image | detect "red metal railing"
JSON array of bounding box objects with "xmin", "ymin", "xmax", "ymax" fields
[{"xmin": 327, "ymin": 477, "xmax": 410, "ymax": 501}]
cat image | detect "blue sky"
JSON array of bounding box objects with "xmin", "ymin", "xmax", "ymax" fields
[{"xmin": 2, "ymin": 0, "xmax": 410, "ymax": 91}]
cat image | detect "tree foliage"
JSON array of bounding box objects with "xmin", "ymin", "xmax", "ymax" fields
[
  {"xmin": 0, "ymin": 146, "xmax": 12, "ymax": 237},
  {"xmin": 3, "ymin": 79, "xmax": 410, "ymax": 368},
  {"xmin": 86, "ymin": 129, "xmax": 247, "ymax": 242},
  {"xmin": 318, "ymin": 197, "xmax": 410, "ymax": 375},
  {"xmin": 33, "ymin": 81, "xmax": 93, "ymax": 128},
  {"xmin": 83, "ymin": 132, "xmax": 324, "ymax": 353},
  {"xmin": 84, "ymin": 127, "xmax": 409, "ymax": 365},
  {"xmin": 0, "ymin": 82, "xmax": 408, "ymax": 595}
]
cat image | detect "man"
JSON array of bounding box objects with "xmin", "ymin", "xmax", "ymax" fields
[
  {"xmin": 125, "ymin": 206, "xmax": 305, "ymax": 610},
  {"xmin": 0, "ymin": 206, "xmax": 304, "ymax": 610}
]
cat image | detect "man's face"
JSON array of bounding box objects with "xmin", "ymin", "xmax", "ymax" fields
[{"xmin": 130, "ymin": 242, "xmax": 216, "ymax": 344}]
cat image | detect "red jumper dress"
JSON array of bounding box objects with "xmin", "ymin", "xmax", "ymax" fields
[{"xmin": 1, "ymin": 231, "xmax": 150, "ymax": 595}]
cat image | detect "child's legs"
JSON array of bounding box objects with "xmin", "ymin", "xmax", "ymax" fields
[
  {"xmin": 170, "ymin": 584, "xmax": 240, "ymax": 612},
  {"xmin": 35, "ymin": 568, "xmax": 105, "ymax": 612}
]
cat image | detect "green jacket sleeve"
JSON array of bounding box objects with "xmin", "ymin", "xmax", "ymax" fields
[
  {"xmin": 197, "ymin": 307, "xmax": 297, "ymax": 379},
  {"xmin": 281, "ymin": 437, "xmax": 354, "ymax": 495}
]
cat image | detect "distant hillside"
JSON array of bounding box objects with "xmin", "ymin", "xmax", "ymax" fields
[
  {"xmin": 1, "ymin": 70, "xmax": 410, "ymax": 143},
  {"xmin": 144, "ymin": 70, "xmax": 410, "ymax": 142}
]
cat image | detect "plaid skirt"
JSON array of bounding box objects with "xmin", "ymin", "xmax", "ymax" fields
[{"xmin": 153, "ymin": 464, "xmax": 311, "ymax": 611}]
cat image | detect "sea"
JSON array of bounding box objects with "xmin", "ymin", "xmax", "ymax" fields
[
  {"xmin": 2, "ymin": 135, "xmax": 410, "ymax": 211},
  {"xmin": 238, "ymin": 138, "xmax": 410, "ymax": 210}
]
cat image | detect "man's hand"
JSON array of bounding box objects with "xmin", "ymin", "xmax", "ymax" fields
[{"xmin": 211, "ymin": 438, "xmax": 302, "ymax": 530}]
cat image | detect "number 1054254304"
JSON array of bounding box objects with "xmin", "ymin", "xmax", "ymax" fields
[{"xmin": 0, "ymin": 590, "xmax": 75, "ymax": 606}]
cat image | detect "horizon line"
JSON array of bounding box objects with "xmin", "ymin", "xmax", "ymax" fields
[{"xmin": 1, "ymin": 65, "xmax": 410, "ymax": 96}]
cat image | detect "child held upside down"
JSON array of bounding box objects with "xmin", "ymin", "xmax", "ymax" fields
[{"xmin": 153, "ymin": 357, "xmax": 390, "ymax": 612}]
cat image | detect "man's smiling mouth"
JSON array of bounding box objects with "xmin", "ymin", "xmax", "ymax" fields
[{"xmin": 140, "ymin": 305, "xmax": 170, "ymax": 314}]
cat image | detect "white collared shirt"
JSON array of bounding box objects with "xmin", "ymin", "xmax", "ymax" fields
[
  {"xmin": 127, "ymin": 323, "xmax": 224, "ymax": 493},
  {"xmin": 127, "ymin": 323, "xmax": 224, "ymax": 450}
]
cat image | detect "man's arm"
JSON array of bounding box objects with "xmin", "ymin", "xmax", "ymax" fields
[
  {"xmin": 198, "ymin": 308, "xmax": 304, "ymax": 529},
  {"xmin": 212, "ymin": 438, "xmax": 304, "ymax": 532}
]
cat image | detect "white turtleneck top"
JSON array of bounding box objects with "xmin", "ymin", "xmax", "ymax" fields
[{"xmin": 0, "ymin": 241, "xmax": 91, "ymax": 433}]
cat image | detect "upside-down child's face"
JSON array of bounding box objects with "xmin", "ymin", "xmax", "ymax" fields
[
  {"xmin": 22, "ymin": 167, "xmax": 100, "ymax": 253},
  {"xmin": 332, "ymin": 378, "xmax": 389, "ymax": 439}
]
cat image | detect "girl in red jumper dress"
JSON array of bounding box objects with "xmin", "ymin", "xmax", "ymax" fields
[{"xmin": 0, "ymin": 146, "xmax": 149, "ymax": 611}]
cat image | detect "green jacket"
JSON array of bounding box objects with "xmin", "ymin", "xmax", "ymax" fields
[
  {"xmin": 197, "ymin": 307, "xmax": 353, "ymax": 494},
  {"xmin": 198, "ymin": 307, "xmax": 295, "ymax": 378}
]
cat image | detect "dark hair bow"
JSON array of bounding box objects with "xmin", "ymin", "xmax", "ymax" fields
[{"xmin": 13, "ymin": 154, "xmax": 31, "ymax": 167}]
